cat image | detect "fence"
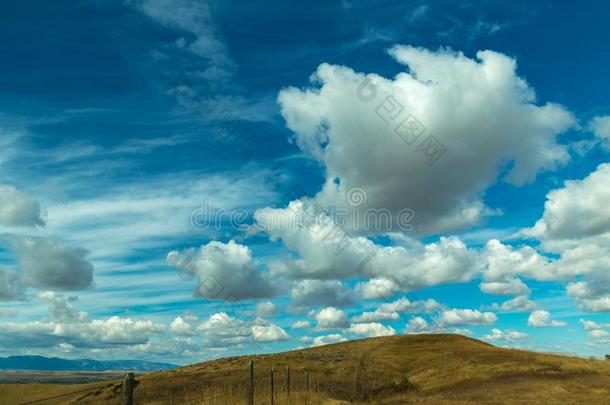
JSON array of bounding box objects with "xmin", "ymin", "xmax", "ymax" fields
[
  {"xmin": 16, "ymin": 362, "xmax": 322, "ymax": 405},
  {"xmin": 244, "ymin": 361, "xmax": 320, "ymax": 405}
]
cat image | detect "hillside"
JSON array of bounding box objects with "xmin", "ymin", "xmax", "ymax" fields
[
  {"xmin": 2, "ymin": 334, "xmax": 609, "ymax": 404},
  {"xmin": 0, "ymin": 356, "xmax": 176, "ymax": 372}
]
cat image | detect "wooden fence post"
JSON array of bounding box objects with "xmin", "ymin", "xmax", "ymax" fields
[
  {"xmin": 305, "ymin": 371, "xmax": 309, "ymax": 391},
  {"xmin": 270, "ymin": 367, "xmax": 275, "ymax": 405},
  {"xmin": 247, "ymin": 360, "xmax": 254, "ymax": 405},
  {"xmin": 285, "ymin": 365, "xmax": 290, "ymax": 397},
  {"xmin": 122, "ymin": 372, "xmax": 135, "ymax": 405}
]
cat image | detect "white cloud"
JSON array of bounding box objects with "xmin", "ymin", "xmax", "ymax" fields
[
  {"xmin": 257, "ymin": 200, "xmax": 377, "ymax": 280},
  {"xmin": 498, "ymin": 295, "xmax": 538, "ymax": 312},
  {"xmin": 355, "ymin": 278, "xmax": 400, "ymax": 300},
  {"xmin": 378, "ymin": 297, "xmax": 443, "ymax": 314},
  {"xmin": 37, "ymin": 292, "xmax": 88, "ymax": 323},
  {"xmin": 310, "ymin": 333, "xmax": 347, "ymax": 347},
  {"xmin": 567, "ymin": 282, "xmax": 610, "ymax": 312},
  {"xmin": 579, "ymin": 318, "xmax": 610, "ymax": 343},
  {"xmin": 561, "ymin": 249, "xmax": 610, "ymax": 312},
  {"xmin": 483, "ymin": 328, "xmax": 528, "ymax": 342},
  {"xmin": 251, "ymin": 324, "xmax": 289, "ymax": 342},
  {"xmin": 521, "ymin": 164, "xmax": 610, "ymax": 312},
  {"xmin": 290, "ymin": 279, "xmax": 353, "ymax": 308},
  {"xmin": 257, "ymin": 200, "xmax": 480, "ymax": 291},
  {"xmin": 527, "ymin": 310, "xmax": 566, "ymax": 327},
  {"xmin": 0, "ymin": 294, "xmax": 164, "ymax": 350},
  {"xmin": 314, "ymin": 307, "xmax": 350, "ymax": 330},
  {"xmin": 6, "ymin": 236, "xmax": 94, "ymax": 291},
  {"xmin": 588, "ymin": 329, "xmax": 609, "ymax": 339},
  {"xmin": 197, "ymin": 312, "xmax": 247, "ymax": 331},
  {"xmin": 439, "ymin": 309, "xmax": 497, "ymax": 327},
  {"xmin": 255, "ymin": 301, "xmax": 277, "ymax": 317},
  {"xmin": 408, "ymin": 4, "xmax": 429, "ymax": 23},
  {"xmin": 0, "ymin": 268, "xmax": 25, "ymax": 301},
  {"xmin": 352, "ymin": 309, "xmax": 399, "ymax": 323},
  {"xmin": 405, "ymin": 316, "xmax": 434, "ymax": 334},
  {"xmin": 480, "ymin": 279, "xmax": 530, "ymax": 296},
  {"xmin": 352, "ymin": 297, "xmax": 442, "ymax": 323},
  {"xmin": 166, "ymin": 240, "xmax": 279, "ymax": 301},
  {"xmin": 348, "ymin": 322, "xmax": 395, "ymax": 338},
  {"xmin": 194, "ymin": 312, "xmax": 289, "ymax": 347},
  {"xmin": 589, "ymin": 115, "xmax": 610, "ymax": 150},
  {"xmin": 482, "ymin": 239, "xmax": 554, "ymax": 284},
  {"xmin": 291, "ymin": 320, "xmax": 310, "ymax": 329},
  {"xmin": 579, "ymin": 319, "xmax": 610, "ymax": 330},
  {"xmin": 479, "ymin": 240, "xmax": 559, "ymax": 314},
  {"xmin": 278, "ymin": 46, "xmax": 574, "ymax": 235},
  {"xmin": 452, "ymin": 328, "xmax": 473, "ymax": 336},
  {"xmin": 299, "ymin": 336, "xmax": 313, "ymax": 344},
  {"xmin": 130, "ymin": 0, "xmax": 233, "ymax": 75},
  {"xmin": 86, "ymin": 317, "xmax": 165, "ymax": 344},
  {"xmin": 170, "ymin": 316, "xmax": 194, "ymax": 336},
  {"xmin": 526, "ymin": 164, "xmax": 610, "ymax": 241},
  {"xmin": 0, "ymin": 185, "xmax": 44, "ymax": 227},
  {"xmin": 182, "ymin": 311, "xmax": 199, "ymax": 323},
  {"xmin": 196, "ymin": 312, "xmax": 253, "ymax": 348},
  {"xmin": 364, "ymin": 235, "xmax": 482, "ymax": 290}
]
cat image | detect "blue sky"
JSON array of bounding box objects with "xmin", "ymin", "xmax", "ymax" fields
[{"xmin": 0, "ymin": 0, "xmax": 609, "ymax": 364}]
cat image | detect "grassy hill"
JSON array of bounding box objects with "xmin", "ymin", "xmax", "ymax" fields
[{"xmin": 2, "ymin": 334, "xmax": 609, "ymax": 404}]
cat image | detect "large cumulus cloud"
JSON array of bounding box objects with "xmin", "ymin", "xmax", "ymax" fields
[
  {"xmin": 521, "ymin": 163, "xmax": 610, "ymax": 312},
  {"xmin": 278, "ymin": 46, "xmax": 575, "ymax": 234},
  {"xmin": 256, "ymin": 199, "xmax": 480, "ymax": 292},
  {"xmin": 527, "ymin": 163, "xmax": 610, "ymax": 242},
  {"xmin": 6, "ymin": 236, "xmax": 94, "ymax": 291},
  {"xmin": 166, "ymin": 240, "xmax": 279, "ymax": 301},
  {"xmin": 0, "ymin": 185, "xmax": 45, "ymax": 227}
]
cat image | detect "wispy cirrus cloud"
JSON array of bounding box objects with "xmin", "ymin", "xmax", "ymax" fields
[{"xmin": 129, "ymin": 0, "xmax": 234, "ymax": 77}]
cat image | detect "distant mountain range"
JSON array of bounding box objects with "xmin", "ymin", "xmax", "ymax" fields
[{"xmin": 0, "ymin": 355, "xmax": 177, "ymax": 372}]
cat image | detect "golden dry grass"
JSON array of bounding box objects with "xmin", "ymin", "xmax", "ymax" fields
[{"xmin": 2, "ymin": 334, "xmax": 609, "ymax": 404}]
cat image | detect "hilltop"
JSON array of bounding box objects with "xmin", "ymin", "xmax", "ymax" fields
[{"xmin": 2, "ymin": 334, "xmax": 609, "ymax": 404}]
